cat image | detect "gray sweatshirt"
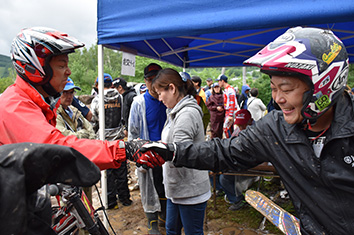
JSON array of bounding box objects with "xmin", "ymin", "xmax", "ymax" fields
[{"xmin": 161, "ymin": 95, "xmax": 210, "ymax": 202}]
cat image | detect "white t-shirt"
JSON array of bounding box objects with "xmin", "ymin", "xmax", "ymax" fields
[{"xmin": 247, "ymin": 97, "xmax": 266, "ymax": 121}]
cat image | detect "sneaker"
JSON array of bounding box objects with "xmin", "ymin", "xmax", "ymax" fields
[
  {"xmin": 228, "ymin": 200, "xmax": 247, "ymax": 211},
  {"xmin": 120, "ymin": 198, "xmax": 132, "ymax": 206}
]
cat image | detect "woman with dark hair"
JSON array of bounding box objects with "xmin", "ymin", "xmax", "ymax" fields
[
  {"xmin": 152, "ymin": 68, "xmax": 211, "ymax": 235},
  {"xmin": 206, "ymin": 82, "xmax": 225, "ymax": 139}
]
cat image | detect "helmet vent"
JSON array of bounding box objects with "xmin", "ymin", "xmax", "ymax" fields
[{"xmin": 25, "ymin": 65, "xmax": 36, "ymax": 74}]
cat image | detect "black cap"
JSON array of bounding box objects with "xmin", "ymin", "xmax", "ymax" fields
[
  {"xmin": 113, "ymin": 77, "xmax": 127, "ymax": 88},
  {"xmin": 144, "ymin": 63, "xmax": 162, "ymax": 78}
]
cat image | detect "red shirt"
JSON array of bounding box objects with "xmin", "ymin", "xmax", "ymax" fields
[{"xmin": 223, "ymin": 84, "xmax": 237, "ymax": 117}]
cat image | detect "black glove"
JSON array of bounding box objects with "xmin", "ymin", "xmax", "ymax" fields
[
  {"xmin": 140, "ymin": 141, "xmax": 175, "ymax": 161},
  {"xmin": 125, "ymin": 140, "xmax": 165, "ymax": 168},
  {"xmin": 124, "ymin": 139, "xmax": 150, "ymax": 162}
]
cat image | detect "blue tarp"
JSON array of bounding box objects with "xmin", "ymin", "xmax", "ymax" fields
[{"xmin": 97, "ymin": 0, "xmax": 354, "ymax": 67}]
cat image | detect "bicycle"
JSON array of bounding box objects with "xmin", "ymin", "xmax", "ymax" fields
[{"xmin": 50, "ymin": 183, "xmax": 115, "ymax": 235}]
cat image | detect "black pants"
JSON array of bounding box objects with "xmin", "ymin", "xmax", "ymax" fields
[{"xmin": 107, "ymin": 161, "xmax": 130, "ymax": 207}]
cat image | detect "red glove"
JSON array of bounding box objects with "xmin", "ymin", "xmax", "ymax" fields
[
  {"xmin": 124, "ymin": 140, "xmax": 150, "ymax": 162},
  {"xmin": 136, "ymin": 150, "xmax": 165, "ymax": 168}
]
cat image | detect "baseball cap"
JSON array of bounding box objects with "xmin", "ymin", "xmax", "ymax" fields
[
  {"xmin": 206, "ymin": 78, "xmax": 213, "ymax": 82},
  {"xmin": 96, "ymin": 73, "xmax": 113, "ymax": 83},
  {"xmin": 64, "ymin": 78, "xmax": 81, "ymax": 91},
  {"xmin": 144, "ymin": 63, "xmax": 162, "ymax": 78},
  {"xmin": 216, "ymin": 74, "xmax": 228, "ymax": 82},
  {"xmin": 234, "ymin": 109, "xmax": 252, "ymax": 125},
  {"xmin": 212, "ymin": 82, "xmax": 220, "ymax": 88},
  {"xmin": 113, "ymin": 77, "xmax": 127, "ymax": 88},
  {"xmin": 140, "ymin": 84, "xmax": 147, "ymax": 92}
]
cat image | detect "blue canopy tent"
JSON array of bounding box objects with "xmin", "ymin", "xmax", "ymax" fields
[{"xmin": 97, "ymin": 0, "xmax": 354, "ymax": 68}]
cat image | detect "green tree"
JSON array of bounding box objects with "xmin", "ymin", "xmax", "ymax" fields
[
  {"xmin": 2, "ymin": 44, "xmax": 354, "ymax": 99},
  {"xmin": 347, "ymin": 64, "xmax": 354, "ymax": 89},
  {"xmin": 0, "ymin": 77, "xmax": 15, "ymax": 93}
]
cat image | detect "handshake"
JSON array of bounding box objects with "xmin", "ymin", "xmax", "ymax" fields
[{"xmin": 124, "ymin": 140, "xmax": 175, "ymax": 168}]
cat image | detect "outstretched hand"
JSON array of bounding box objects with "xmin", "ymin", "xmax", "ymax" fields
[
  {"xmin": 124, "ymin": 140, "xmax": 166, "ymax": 168},
  {"xmin": 140, "ymin": 141, "xmax": 175, "ymax": 162}
]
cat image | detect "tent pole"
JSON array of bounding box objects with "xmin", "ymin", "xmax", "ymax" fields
[{"xmin": 97, "ymin": 44, "xmax": 108, "ymax": 229}]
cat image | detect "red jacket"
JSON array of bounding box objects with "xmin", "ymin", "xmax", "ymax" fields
[{"xmin": 0, "ymin": 77, "xmax": 125, "ymax": 170}]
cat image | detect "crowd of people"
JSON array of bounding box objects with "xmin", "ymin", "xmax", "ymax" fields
[{"xmin": 1, "ymin": 25, "xmax": 354, "ymax": 235}]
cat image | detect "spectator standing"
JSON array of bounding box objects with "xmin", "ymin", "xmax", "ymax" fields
[
  {"xmin": 247, "ymin": 88, "xmax": 267, "ymax": 121},
  {"xmin": 152, "ymin": 68, "xmax": 211, "ymax": 235},
  {"xmin": 238, "ymin": 84, "xmax": 251, "ymax": 109},
  {"xmin": 203, "ymin": 77, "xmax": 213, "ymax": 91},
  {"xmin": 113, "ymin": 77, "xmax": 137, "ymax": 137},
  {"xmin": 217, "ymin": 74, "xmax": 238, "ymax": 138},
  {"xmin": 204, "ymin": 77, "xmax": 213, "ymax": 102},
  {"xmin": 56, "ymin": 77, "xmax": 96, "ymax": 205},
  {"xmin": 206, "ymin": 82, "xmax": 225, "ymax": 196},
  {"xmin": 206, "ymin": 82, "xmax": 225, "ymax": 139},
  {"xmin": 128, "ymin": 63, "xmax": 167, "ymax": 234},
  {"xmin": 91, "ymin": 73, "xmax": 132, "ymax": 209},
  {"xmin": 191, "ymin": 75, "xmax": 206, "ymax": 103},
  {"xmin": 56, "ymin": 78, "xmax": 96, "ymax": 140}
]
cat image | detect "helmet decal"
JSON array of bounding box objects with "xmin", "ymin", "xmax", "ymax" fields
[{"xmin": 322, "ymin": 42, "xmax": 342, "ymax": 65}]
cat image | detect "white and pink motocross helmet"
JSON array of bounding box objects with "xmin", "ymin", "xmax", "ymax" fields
[{"xmin": 244, "ymin": 26, "xmax": 349, "ymax": 121}]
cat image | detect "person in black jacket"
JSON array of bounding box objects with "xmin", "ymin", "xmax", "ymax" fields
[
  {"xmin": 113, "ymin": 77, "xmax": 137, "ymax": 137},
  {"xmin": 91, "ymin": 74, "xmax": 132, "ymax": 209},
  {"xmin": 137, "ymin": 26, "xmax": 354, "ymax": 235}
]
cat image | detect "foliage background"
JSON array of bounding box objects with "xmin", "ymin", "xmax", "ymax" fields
[{"xmin": 1, "ymin": 45, "xmax": 354, "ymax": 106}]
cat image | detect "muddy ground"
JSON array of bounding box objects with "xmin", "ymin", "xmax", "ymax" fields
[{"xmin": 90, "ymin": 163, "xmax": 276, "ymax": 235}]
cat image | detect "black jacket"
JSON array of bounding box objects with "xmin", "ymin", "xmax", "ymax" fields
[
  {"xmin": 173, "ymin": 92, "xmax": 354, "ymax": 235},
  {"xmin": 122, "ymin": 87, "xmax": 137, "ymax": 128},
  {"xmin": 0, "ymin": 143, "xmax": 100, "ymax": 234}
]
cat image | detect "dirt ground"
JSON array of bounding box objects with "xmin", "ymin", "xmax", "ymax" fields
[{"xmin": 90, "ymin": 163, "xmax": 274, "ymax": 235}]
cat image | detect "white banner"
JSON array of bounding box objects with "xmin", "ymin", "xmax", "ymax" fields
[{"xmin": 121, "ymin": 52, "xmax": 136, "ymax": 76}]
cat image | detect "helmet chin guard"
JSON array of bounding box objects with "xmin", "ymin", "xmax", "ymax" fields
[{"xmin": 245, "ymin": 26, "xmax": 349, "ymax": 122}]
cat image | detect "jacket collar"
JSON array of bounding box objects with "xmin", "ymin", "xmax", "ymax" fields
[
  {"xmin": 16, "ymin": 77, "xmax": 60, "ymax": 125},
  {"xmin": 283, "ymin": 92, "xmax": 354, "ymax": 143}
]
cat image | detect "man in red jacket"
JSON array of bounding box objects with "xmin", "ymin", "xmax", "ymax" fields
[{"xmin": 0, "ymin": 27, "xmax": 149, "ymax": 169}]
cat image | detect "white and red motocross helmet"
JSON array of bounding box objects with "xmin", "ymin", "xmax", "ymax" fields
[
  {"xmin": 244, "ymin": 26, "xmax": 349, "ymax": 122},
  {"xmin": 11, "ymin": 27, "xmax": 84, "ymax": 95}
]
